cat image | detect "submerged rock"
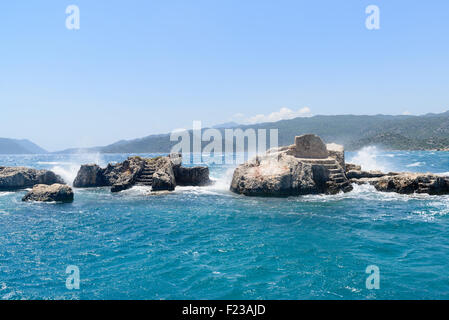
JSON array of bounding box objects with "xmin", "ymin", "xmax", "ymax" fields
[
  {"xmin": 0, "ymin": 166, "xmax": 64, "ymax": 191},
  {"xmin": 22, "ymin": 183, "xmax": 74, "ymax": 203}
]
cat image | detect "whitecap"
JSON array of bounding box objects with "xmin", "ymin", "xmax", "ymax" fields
[{"xmin": 406, "ymin": 162, "xmax": 425, "ymax": 168}]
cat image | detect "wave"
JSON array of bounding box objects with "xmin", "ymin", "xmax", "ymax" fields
[
  {"xmin": 49, "ymin": 153, "xmax": 105, "ymax": 186},
  {"xmin": 174, "ymin": 167, "xmax": 236, "ymax": 196},
  {"xmin": 347, "ymin": 146, "xmax": 391, "ymax": 172},
  {"xmin": 406, "ymin": 162, "xmax": 425, "ymax": 168},
  {"xmin": 0, "ymin": 192, "xmax": 13, "ymax": 197},
  {"xmin": 297, "ymin": 183, "xmax": 449, "ymax": 203}
]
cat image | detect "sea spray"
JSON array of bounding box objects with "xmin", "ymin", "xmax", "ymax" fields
[
  {"xmin": 347, "ymin": 146, "xmax": 391, "ymax": 172},
  {"xmin": 50, "ymin": 153, "xmax": 105, "ymax": 185}
]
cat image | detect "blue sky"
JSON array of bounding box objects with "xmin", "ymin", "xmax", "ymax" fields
[{"xmin": 1, "ymin": 1, "xmax": 448, "ymax": 151}]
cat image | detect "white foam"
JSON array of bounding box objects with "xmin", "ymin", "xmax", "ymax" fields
[
  {"xmin": 347, "ymin": 146, "xmax": 391, "ymax": 172},
  {"xmin": 50, "ymin": 153, "xmax": 105, "ymax": 186},
  {"xmin": 298, "ymin": 183, "xmax": 449, "ymax": 203},
  {"xmin": 0, "ymin": 192, "xmax": 13, "ymax": 197},
  {"xmin": 406, "ymin": 162, "xmax": 425, "ymax": 168},
  {"xmin": 174, "ymin": 167, "xmax": 236, "ymax": 196},
  {"xmin": 120, "ymin": 185, "xmax": 152, "ymax": 196}
]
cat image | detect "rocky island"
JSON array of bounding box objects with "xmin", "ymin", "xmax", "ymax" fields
[
  {"xmin": 230, "ymin": 134, "xmax": 449, "ymax": 197},
  {"xmin": 2, "ymin": 136, "xmax": 449, "ymax": 202},
  {"xmin": 73, "ymin": 154, "xmax": 211, "ymax": 193},
  {"xmin": 0, "ymin": 166, "xmax": 64, "ymax": 191},
  {"xmin": 230, "ymin": 134, "xmax": 353, "ymax": 196}
]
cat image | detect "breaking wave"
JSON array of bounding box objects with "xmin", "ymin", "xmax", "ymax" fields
[
  {"xmin": 49, "ymin": 153, "xmax": 105, "ymax": 186},
  {"xmin": 347, "ymin": 146, "xmax": 391, "ymax": 172}
]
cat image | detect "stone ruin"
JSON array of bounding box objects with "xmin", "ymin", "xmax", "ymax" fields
[{"xmin": 287, "ymin": 134, "xmax": 345, "ymax": 169}]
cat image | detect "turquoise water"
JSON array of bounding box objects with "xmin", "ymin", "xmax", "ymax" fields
[{"xmin": 1, "ymin": 149, "xmax": 449, "ymax": 299}]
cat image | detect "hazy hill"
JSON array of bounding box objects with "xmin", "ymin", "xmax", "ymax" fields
[
  {"xmin": 0, "ymin": 138, "xmax": 47, "ymax": 154},
  {"xmin": 55, "ymin": 111, "xmax": 449, "ymax": 153}
]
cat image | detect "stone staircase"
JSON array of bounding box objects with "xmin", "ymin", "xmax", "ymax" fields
[
  {"xmin": 135, "ymin": 162, "xmax": 156, "ymax": 186},
  {"xmin": 417, "ymin": 180, "xmax": 433, "ymax": 194},
  {"xmin": 301, "ymin": 158, "xmax": 353, "ymax": 193}
]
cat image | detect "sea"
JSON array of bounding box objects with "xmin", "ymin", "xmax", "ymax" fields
[{"xmin": 1, "ymin": 147, "xmax": 449, "ymax": 299}]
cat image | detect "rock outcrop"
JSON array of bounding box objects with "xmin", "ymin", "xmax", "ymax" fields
[
  {"xmin": 22, "ymin": 184, "xmax": 74, "ymax": 203},
  {"xmin": 372, "ymin": 173, "xmax": 449, "ymax": 195},
  {"xmin": 346, "ymin": 168, "xmax": 449, "ymax": 195},
  {"xmin": 173, "ymin": 166, "xmax": 211, "ymax": 186},
  {"xmin": 150, "ymin": 156, "xmax": 176, "ymax": 191},
  {"xmin": 73, "ymin": 154, "xmax": 210, "ymax": 193},
  {"xmin": 0, "ymin": 166, "xmax": 64, "ymax": 191},
  {"xmin": 73, "ymin": 164, "xmax": 108, "ymax": 188},
  {"xmin": 231, "ymin": 135, "xmax": 352, "ymax": 197}
]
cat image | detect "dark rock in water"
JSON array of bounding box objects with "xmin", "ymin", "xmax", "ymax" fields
[
  {"xmin": 346, "ymin": 170, "xmax": 387, "ymax": 180},
  {"xmin": 73, "ymin": 164, "xmax": 108, "ymax": 188},
  {"xmin": 0, "ymin": 166, "xmax": 64, "ymax": 191},
  {"xmin": 151, "ymin": 157, "xmax": 176, "ymax": 191},
  {"xmin": 73, "ymin": 156, "xmax": 146, "ymax": 192},
  {"xmin": 107, "ymin": 157, "xmax": 146, "ymax": 192},
  {"xmin": 73, "ymin": 154, "xmax": 203, "ymax": 193},
  {"xmin": 174, "ymin": 166, "xmax": 211, "ymax": 186},
  {"xmin": 22, "ymin": 184, "xmax": 74, "ymax": 203},
  {"xmin": 373, "ymin": 173, "xmax": 449, "ymax": 195}
]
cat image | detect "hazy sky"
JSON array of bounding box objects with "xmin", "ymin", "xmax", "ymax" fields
[{"xmin": 1, "ymin": 1, "xmax": 448, "ymax": 151}]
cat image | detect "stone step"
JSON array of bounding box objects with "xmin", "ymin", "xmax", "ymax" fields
[
  {"xmin": 138, "ymin": 175, "xmax": 153, "ymax": 179},
  {"xmin": 333, "ymin": 177, "xmax": 346, "ymax": 183},
  {"xmin": 329, "ymin": 169, "xmax": 341, "ymax": 173},
  {"xmin": 136, "ymin": 178, "xmax": 153, "ymax": 182},
  {"xmin": 330, "ymin": 173, "xmax": 344, "ymax": 178},
  {"xmin": 302, "ymin": 159, "xmax": 336, "ymax": 165}
]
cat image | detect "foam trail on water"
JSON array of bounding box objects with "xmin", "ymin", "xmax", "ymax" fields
[
  {"xmin": 347, "ymin": 146, "xmax": 391, "ymax": 172},
  {"xmin": 406, "ymin": 162, "xmax": 425, "ymax": 168}
]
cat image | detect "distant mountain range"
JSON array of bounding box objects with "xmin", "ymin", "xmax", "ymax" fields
[
  {"xmin": 0, "ymin": 138, "xmax": 47, "ymax": 154},
  {"xmin": 55, "ymin": 111, "xmax": 449, "ymax": 154},
  {"xmin": 2, "ymin": 112, "xmax": 449, "ymax": 155}
]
